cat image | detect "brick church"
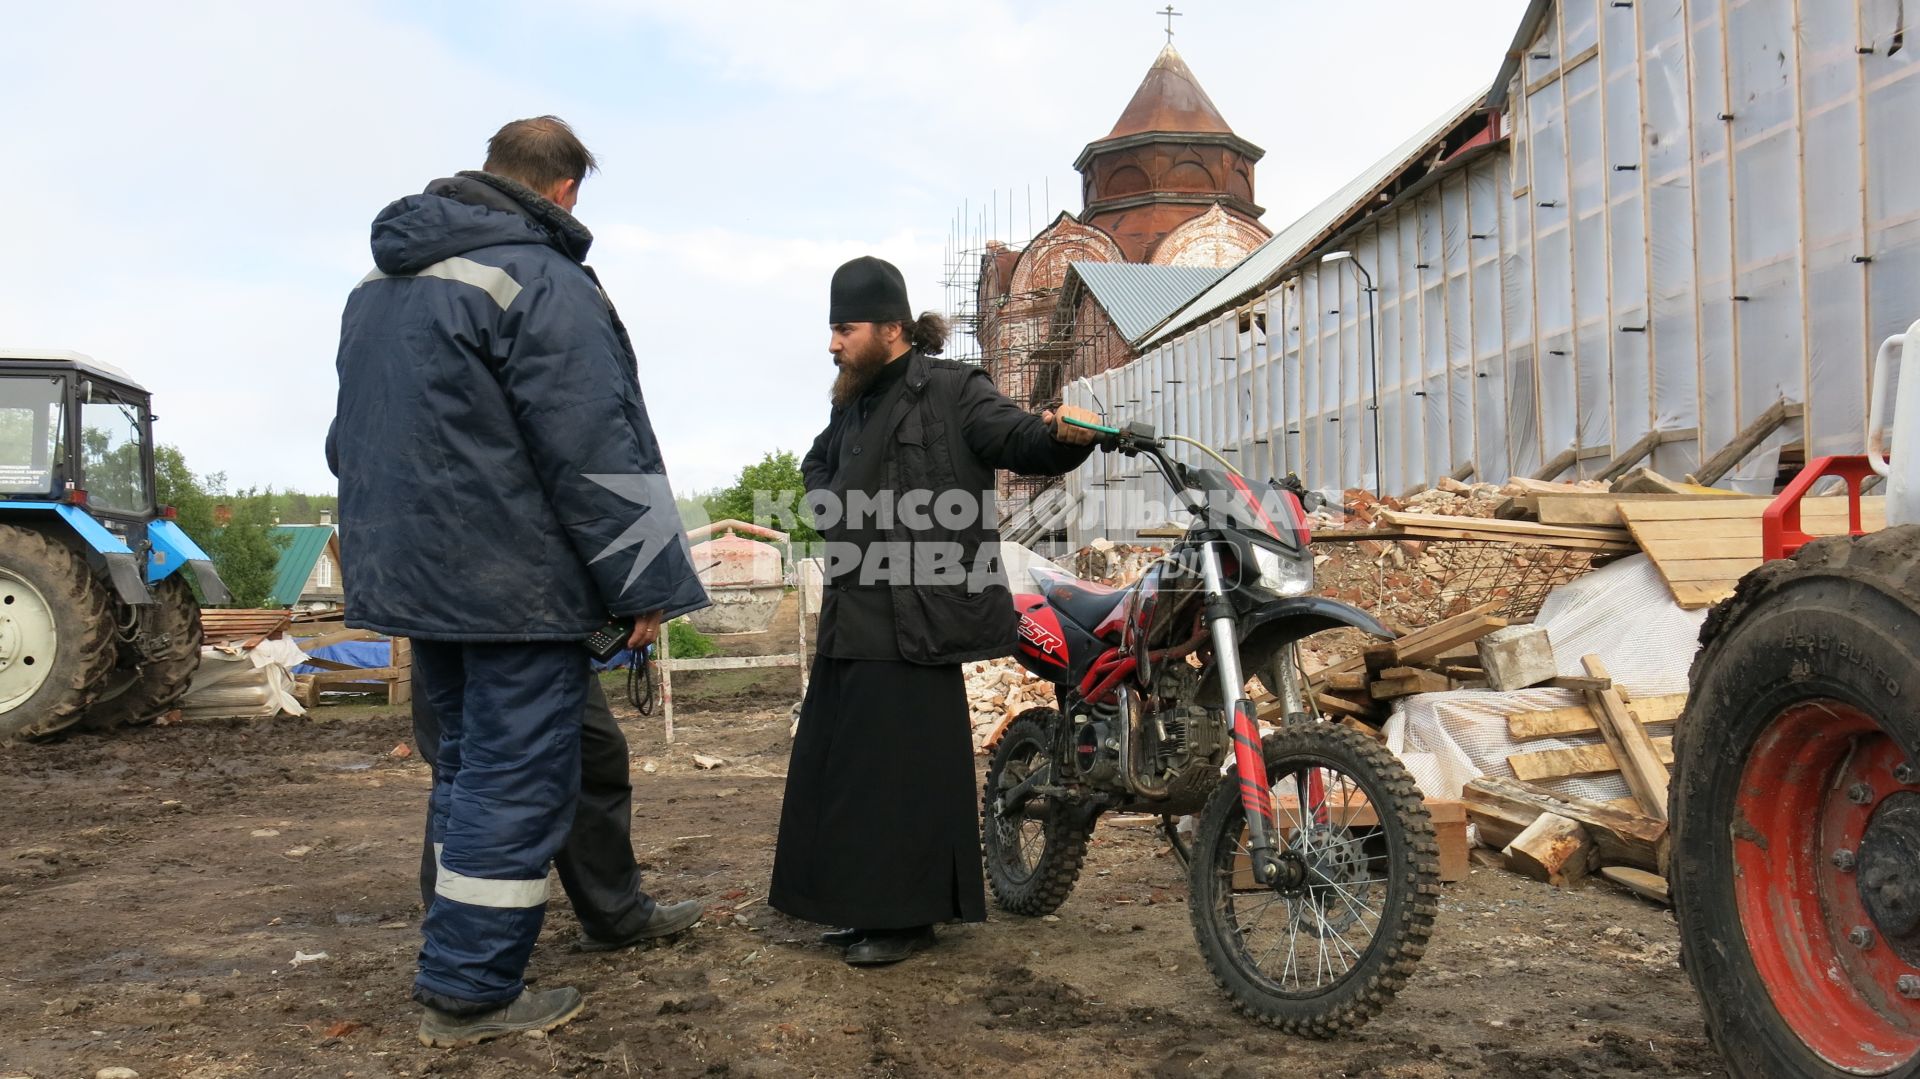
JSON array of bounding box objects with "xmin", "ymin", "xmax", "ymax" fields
[{"xmin": 973, "ymin": 43, "xmax": 1268, "ymax": 510}]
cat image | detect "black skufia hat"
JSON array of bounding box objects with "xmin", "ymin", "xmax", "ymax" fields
[{"xmin": 829, "ymin": 256, "xmax": 911, "ymax": 323}]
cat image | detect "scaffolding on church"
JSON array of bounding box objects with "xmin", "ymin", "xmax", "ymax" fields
[{"xmin": 942, "ymin": 196, "xmax": 1110, "ymax": 527}]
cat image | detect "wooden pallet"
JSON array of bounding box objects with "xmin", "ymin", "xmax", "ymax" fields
[{"xmin": 1617, "ymin": 496, "xmax": 1886, "ymax": 608}]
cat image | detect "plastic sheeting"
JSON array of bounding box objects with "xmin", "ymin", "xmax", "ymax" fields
[
  {"xmin": 179, "ymin": 639, "xmax": 309, "ymax": 721},
  {"xmin": 1384, "ymin": 555, "xmax": 1706, "ymax": 802},
  {"xmin": 1062, "ymin": 0, "xmax": 1920, "ymax": 545}
]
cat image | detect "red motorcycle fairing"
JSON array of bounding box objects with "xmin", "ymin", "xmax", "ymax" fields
[{"xmin": 1013, "ymin": 594, "xmax": 1071, "ymax": 677}]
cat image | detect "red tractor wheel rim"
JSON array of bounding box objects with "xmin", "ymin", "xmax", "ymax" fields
[{"xmin": 1734, "ymin": 700, "xmax": 1919, "ymax": 1073}]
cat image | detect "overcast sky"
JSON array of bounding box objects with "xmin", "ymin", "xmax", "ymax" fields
[{"xmin": 3, "ymin": 0, "xmax": 1530, "ymax": 497}]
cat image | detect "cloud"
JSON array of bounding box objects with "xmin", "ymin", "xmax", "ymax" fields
[{"xmin": 2, "ymin": 0, "xmax": 1536, "ymax": 502}]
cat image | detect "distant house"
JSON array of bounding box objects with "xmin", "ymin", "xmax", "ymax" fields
[{"xmin": 268, "ymin": 523, "xmax": 343, "ymax": 612}]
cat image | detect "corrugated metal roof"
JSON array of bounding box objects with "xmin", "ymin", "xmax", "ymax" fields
[
  {"xmin": 1139, "ymin": 89, "xmax": 1489, "ymax": 348},
  {"xmin": 1069, "ymin": 262, "xmax": 1228, "ymax": 344},
  {"xmin": 267, "ymin": 525, "xmax": 335, "ymax": 607},
  {"xmin": 1486, "ymin": 0, "xmax": 1556, "ymax": 111}
]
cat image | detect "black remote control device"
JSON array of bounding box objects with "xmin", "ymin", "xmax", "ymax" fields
[{"xmin": 585, "ymin": 618, "xmax": 636, "ymax": 662}]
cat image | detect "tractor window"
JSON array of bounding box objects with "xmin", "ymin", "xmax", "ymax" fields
[
  {"xmin": 0, "ymin": 375, "xmax": 64, "ymax": 496},
  {"xmin": 80, "ymin": 390, "xmax": 149, "ymax": 514}
]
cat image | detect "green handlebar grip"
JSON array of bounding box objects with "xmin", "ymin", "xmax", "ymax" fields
[{"xmin": 1062, "ymin": 415, "xmax": 1122, "ymax": 436}]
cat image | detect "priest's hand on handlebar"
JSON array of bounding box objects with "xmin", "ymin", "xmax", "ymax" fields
[{"xmin": 1045, "ymin": 406, "xmax": 1111, "ymax": 446}]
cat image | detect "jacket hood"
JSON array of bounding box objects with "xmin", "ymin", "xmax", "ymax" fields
[{"xmin": 368, "ymin": 171, "xmax": 594, "ymax": 275}]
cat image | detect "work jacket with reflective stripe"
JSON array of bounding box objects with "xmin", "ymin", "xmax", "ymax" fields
[{"xmin": 326, "ymin": 172, "xmax": 708, "ymax": 640}]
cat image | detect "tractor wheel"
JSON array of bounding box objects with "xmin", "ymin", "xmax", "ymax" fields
[
  {"xmin": 82, "ymin": 575, "xmax": 204, "ymax": 729},
  {"xmin": 0, "ymin": 524, "xmax": 117, "ymax": 740},
  {"xmin": 1673, "ymin": 526, "xmax": 1920, "ymax": 1078}
]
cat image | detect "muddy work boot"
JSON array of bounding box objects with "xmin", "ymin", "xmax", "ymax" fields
[
  {"xmin": 575, "ymin": 899, "xmax": 706, "ymax": 952},
  {"xmin": 417, "ymin": 986, "xmax": 584, "ymax": 1048}
]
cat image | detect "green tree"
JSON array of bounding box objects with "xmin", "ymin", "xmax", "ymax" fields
[
  {"xmin": 153, "ymin": 445, "xmax": 216, "ymax": 543},
  {"xmin": 203, "ymin": 488, "xmax": 291, "ymax": 608},
  {"xmin": 705, "ymin": 451, "xmax": 819, "ymax": 545}
]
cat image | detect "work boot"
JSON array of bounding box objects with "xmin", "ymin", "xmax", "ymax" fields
[
  {"xmin": 845, "ymin": 926, "xmax": 936, "ymax": 967},
  {"xmin": 819, "ymin": 927, "xmax": 866, "ymax": 947},
  {"xmin": 575, "ymin": 899, "xmax": 706, "ymax": 952},
  {"xmin": 417, "ymin": 986, "xmax": 584, "ymax": 1048}
]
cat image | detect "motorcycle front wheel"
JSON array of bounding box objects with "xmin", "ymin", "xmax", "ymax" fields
[{"xmin": 1188, "ymin": 723, "xmax": 1438, "ymax": 1036}]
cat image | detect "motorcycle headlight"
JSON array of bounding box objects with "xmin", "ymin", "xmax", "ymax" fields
[{"xmin": 1251, "ymin": 543, "xmax": 1313, "ymax": 597}]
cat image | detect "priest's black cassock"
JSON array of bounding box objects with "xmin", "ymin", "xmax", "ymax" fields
[{"xmin": 771, "ymin": 346, "xmax": 1092, "ymax": 931}]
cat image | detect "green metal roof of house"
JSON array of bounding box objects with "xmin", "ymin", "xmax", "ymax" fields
[{"xmin": 267, "ymin": 525, "xmax": 336, "ymax": 607}]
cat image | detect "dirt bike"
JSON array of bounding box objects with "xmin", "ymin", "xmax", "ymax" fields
[{"xmin": 983, "ymin": 416, "xmax": 1439, "ymax": 1035}]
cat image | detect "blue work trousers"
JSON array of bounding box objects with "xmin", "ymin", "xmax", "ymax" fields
[{"xmin": 409, "ymin": 639, "xmax": 589, "ymax": 1014}]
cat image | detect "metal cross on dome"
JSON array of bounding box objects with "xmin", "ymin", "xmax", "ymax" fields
[{"xmin": 1158, "ymin": 4, "xmax": 1182, "ymax": 42}]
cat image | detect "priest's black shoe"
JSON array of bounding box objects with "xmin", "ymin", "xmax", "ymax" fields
[
  {"xmin": 844, "ymin": 926, "xmax": 936, "ymax": 966},
  {"xmin": 819, "ymin": 927, "xmax": 866, "ymax": 947}
]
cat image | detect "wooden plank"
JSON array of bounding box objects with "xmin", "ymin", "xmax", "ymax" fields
[
  {"xmin": 1508, "ymin": 736, "xmax": 1676, "ymax": 782},
  {"xmin": 1618, "ymin": 495, "xmax": 1880, "ymax": 523},
  {"xmin": 1544, "ymin": 674, "xmax": 1612, "ymax": 692},
  {"xmin": 299, "ymin": 657, "xmax": 359, "ymax": 672},
  {"xmin": 1584, "ymin": 656, "xmax": 1670, "ymax": 820},
  {"xmin": 1461, "ymin": 777, "xmax": 1669, "ymax": 873},
  {"xmin": 1688, "ymin": 399, "xmax": 1804, "ymax": 486},
  {"xmin": 1395, "ymin": 616, "xmax": 1510, "ymax": 666},
  {"xmin": 664, "ymin": 654, "xmax": 804, "ymax": 672},
  {"xmin": 1376, "ymin": 509, "xmax": 1632, "ymax": 543},
  {"xmin": 311, "ymin": 665, "xmax": 405, "ymax": 686},
  {"xmin": 1594, "ymin": 429, "xmax": 1665, "ymax": 484},
  {"xmin": 1370, "ymin": 525, "xmax": 1634, "ymax": 553},
  {"xmin": 1534, "ymin": 492, "xmax": 1761, "ymax": 528},
  {"xmin": 1370, "ymin": 670, "xmax": 1452, "ymax": 699},
  {"xmin": 1385, "ymin": 602, "xmax": 1501, "ymax": 650},
  {"xmin": 290, "ymin": 628, "xmax": 384, "ymax": 650},
  {"xmin": 1532, "ymin": 446, "xmax": 1579, "ymax": 481},
  {"xmin": 1508, "ymin": 693, "xmax": 1688, "ymax": 739},
  {"xmin": 1324, "ymin": 670, "xmax": 1370, "ymax": 692},
  {"xmin": 1506, "ymin": 476, "xmax": 1596, "ymax": 495},
  {"xmin": 1503, "ymin": 813, "xmax": 1593, "ymax": 887},
  {"xmin": 1599, "ymin": 866, "xmax": 1671, "ymax": 905}
]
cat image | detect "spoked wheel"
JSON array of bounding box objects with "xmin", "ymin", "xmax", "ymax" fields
[
  {"xmin": 1673, "ymin": 528, "xmax": 1920, "ymax": 1078},
  {"xmin": 1188, "ymin": 723, "xmax": 1437, "ymax": 1036},
  {"xmin": 982, "ymin": 710, "xmax": 1092, "ymax": 916}
]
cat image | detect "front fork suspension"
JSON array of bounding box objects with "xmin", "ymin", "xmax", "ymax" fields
[{"xmin": 1198, "ymin": 544, "xmax": 1285, "ymax": 885}]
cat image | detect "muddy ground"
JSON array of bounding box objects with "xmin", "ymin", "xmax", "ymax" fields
[{"xmin": 0, "ymin": 619, "xmax": 1725, "ymax": 1078}]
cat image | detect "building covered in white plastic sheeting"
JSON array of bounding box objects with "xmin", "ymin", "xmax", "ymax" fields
[{"xmin": 1060, "ymin": 0, "xmax": 1920, "ymax": 543}]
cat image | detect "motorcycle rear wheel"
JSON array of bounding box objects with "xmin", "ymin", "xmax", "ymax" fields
[
  {"xmin": 1188, "ymin": 722, "xmax": 1438, "ymax": 1036},
  {"xmin": 982, "ymin": 710, "xmax": 1094, "ymax": 917}
]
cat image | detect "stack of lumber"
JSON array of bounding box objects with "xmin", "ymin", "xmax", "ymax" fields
[
  {"xmin": 1617, "ymin": 495, "xmax": 1886, "ymax": 608},
  {"xmin": 1286, "ymin": 604, "xmax": 1511, "ymax": 724},
  {"xmin": 1466, "ymin": 654, "xmax": 1681, "ymax": 900},
  {"xmin": 1374, "ymin": 508, "xmax": 1636, "ymax": 554},
  {"xmin": 199, "ymin": 608, "xmax": 293, "ymax": 648}
]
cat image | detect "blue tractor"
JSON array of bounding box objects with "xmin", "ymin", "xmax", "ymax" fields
[{"xmin": 0, "ymin": 350, "xmax": 230, "ymax": 739}]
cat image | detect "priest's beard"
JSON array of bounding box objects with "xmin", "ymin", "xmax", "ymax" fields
[{"xmin": 831, "ymin": 338, "xmax": 894, "ymax": 408}]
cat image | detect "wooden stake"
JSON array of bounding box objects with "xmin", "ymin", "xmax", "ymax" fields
[{"xmin": 1580, "ymin": 656, "xmax": 1670, "ymax": 820}]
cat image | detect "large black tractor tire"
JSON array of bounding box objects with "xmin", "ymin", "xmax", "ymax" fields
[
  {"xmin": 982, "ymin": 711, "xmax": 1095, "ymax": 916},
  {"xmin": 1673, "ymin": 527, "xmax": 1920, "ymax": 1079},
  {"xmin": 82, "ymin": 575, "xmax": 204, "ymax": 730},
  {"xmin": 1188, "ymin": 723, "xmax": 1438, "ymax": 1037},
  {"xmin": 0, "ymin": 525, "xmax": 117, "ymax": 740}
]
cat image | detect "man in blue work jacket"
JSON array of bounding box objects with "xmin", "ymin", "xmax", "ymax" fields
[{"xmin": 328, "ymin": 116, "xmax": 708, "ymax": 1047}]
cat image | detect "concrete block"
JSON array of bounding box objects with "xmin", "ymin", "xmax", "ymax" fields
[{"xmin": 1477, "ymin": 623, "xmax": 1556, "ymax": 691}]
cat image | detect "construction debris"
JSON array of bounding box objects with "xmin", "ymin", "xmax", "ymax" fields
[
  {"xmin": 966, "ymin": 658, "xmax": 1053, "ymax": 753},
  {"xmin": 1476, "ymin": 624, "xmax": 1555, "ymax": 691}
]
